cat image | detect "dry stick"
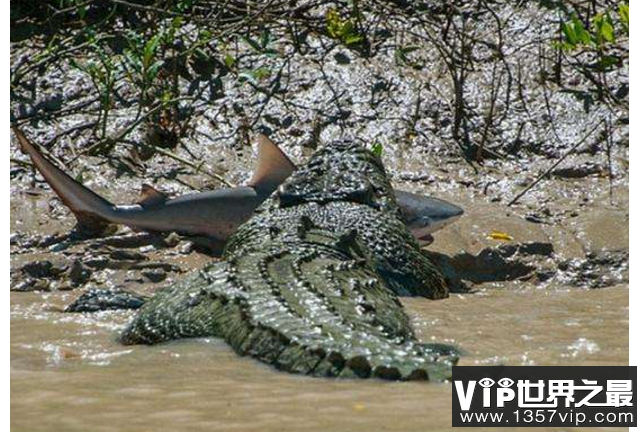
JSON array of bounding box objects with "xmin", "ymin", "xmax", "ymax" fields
[
  {"xmin": 67, "ymin": 97, "xmax": 233, "ymax": 187},
  {"xmin": 507, "ymin": 120, "xmax": 604, "ymax": 207},
  {"xmin": 70, "ymin": 97, "xmax": 190, "ymax": 161},
  {"xmin": 141, "ymin": 145, "xmax": 234, "ymax": 188},
  {"xmin": 606, "ymin": 115, "xmax": 614, "ymax": 204},
  {"xmin": 103, "ymin": 0, "xmax": 182, "ymax": 16}
]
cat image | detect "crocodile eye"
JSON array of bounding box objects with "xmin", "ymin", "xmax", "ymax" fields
[
  {"xmin": 498, "ymin": 378, "xmax": 515, "ymax": 388},
  {"xmin": 479, "ymin": 378, "xmax": 495, "ymax": 388}
]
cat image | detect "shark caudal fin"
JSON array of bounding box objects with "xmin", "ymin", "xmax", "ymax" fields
[
  {"xmin": 247, "ymin": 134, "xmax": 296, "ymax": 194},
  {"xmin": 12, "ymin": 126, "xmax": 115, "ymax": 232}
]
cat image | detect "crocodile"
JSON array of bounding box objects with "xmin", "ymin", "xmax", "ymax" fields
[
  {"xmin": 13, "ymin": 127, "xmax": 462, "ymax": 251},
  {"xmin": 120, "ymin": 140, "xmax": 457, "ymax": 381}
]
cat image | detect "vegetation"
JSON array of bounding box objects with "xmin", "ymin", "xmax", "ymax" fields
[{"xmin": 10, "ymin": 0, "xmax": 628, "ymax": 173}]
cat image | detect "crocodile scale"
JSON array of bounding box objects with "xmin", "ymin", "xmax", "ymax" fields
[{"xmin": 120, "ymin": 140, "xmax": 456, "ymax": 381}]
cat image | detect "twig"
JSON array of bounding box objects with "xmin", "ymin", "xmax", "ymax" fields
[
  {"xmin": 104, "ymin": 0, "xmax": 182, "ymax": 17},
  {"xmin": 139, "ymin": 145, "xmax": 234, "ymax": 188},
  {"xmin": 70, "ymin": 97, "xmax": 192, "ymax": 161},
  {"xmin": 507, "ymin": 120, "xmax": 604, "ymax": 206},
  {"xmin": 606, "ymin": 115, "xmax": 614, "ymax": 204}
]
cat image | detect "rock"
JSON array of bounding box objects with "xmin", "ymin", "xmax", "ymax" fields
[
  {"xmin": 142, "ymin": 269, "xmax": 167, "ymax": 283},
  {"xmin": 109, "ymin": 249, "xmax": 148, "ymax": 261},
  {"xmin": 535, "ymin": 269, "xmax": 556, "ymax": 282},
  {"xmin": 67, "ymin": 260, "xmax": 91, "ymax": 286},
  {"xmin": 83, "ymin": 254, "xmax": 180, "ymax": 272},
  {"xmin": 424, "ymin": 241, "xmax": 554, "ymax": 288},
  {"xmin": 502, "ymin": 242, "xmax": 554, "ymax": 257},
  {"xmin": 556, "ymin": 249, "xmax": 629, "ymax": 289},
  {"xmin": 20, "ymin": 260, "xmax": 67, "ymax": 278},
  {"xmin": 524, "ymin": 213, "xmax": 546, "ymax": 224},
  {"xmin": 83, "ymin": 257, "xmax": 111, "ymax": 270},
  {"xmin": 178, "ymin": 241, "xmax": 195, "ymax": 254},
  {"xmin": 131, "ymin": 262, "xmax": 181, "ymax": 272},
  {"xmin": 65, "ymin": 288, "xmax": 149, "ymax": 313},
  {"xmin": 334, "ymin": 52, "xmax": 351, "ymax": 64},
  {"xmin": 10, "ymin": 233, "xmax": 23, "ymax": 245},
  {"xmin": 11, "ymin": 278, "xmax": 50, "ymax": 292},
  {"xmin": 87, "ymin": 232, "xmax": 167, "ymax": 249},
  {"xmin": 551, "ymin": 162, "xmax": 605, "ymax": 179},
  {"xmin": 163, "ymin": 232, "xmax": 182, "ymax": 248}
]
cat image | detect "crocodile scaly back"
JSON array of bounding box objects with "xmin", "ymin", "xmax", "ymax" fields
[{"xmin": 121, "ymin": 140, "xmax": 455, "ymax": 381}]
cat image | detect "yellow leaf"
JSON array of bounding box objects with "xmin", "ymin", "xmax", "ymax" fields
[
  {"xmin": 488, "ymin": 230, "xmax": 513, "ymax": 241},
  {"xmin": 353, "ymin": 403, "xmax": 366, "ymax": 411}
]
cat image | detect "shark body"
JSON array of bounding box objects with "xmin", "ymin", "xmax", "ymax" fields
[{"xmin": 13, "ymin": 127, "xmax": 462, "ymax": 247}]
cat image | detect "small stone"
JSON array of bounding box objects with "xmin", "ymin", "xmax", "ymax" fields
[
  {"xmin": 65, "ymin": 288, "xmax": 148, "ymax": 313},
  {"xmin": 334, "ymin": 52, "xmax": 351, "ymax": 64},
  {"xmin": 21, "ymin": 260, "xmax": 57, "ymax": 278},
  {"xmin": 109, "ymin": 250, "xmax": 148, "ymax": 261},
  {"xmin": 67, "ymin": 260, "xmax": 91, "ymax": 286},
  {"xmin": 524, "ymin": 213, "xmax": 545, "ymax": 224},
  {"xmin": 163, "ymin": 232, "xmax": 182, "ymax": 248},
  {"xmin": 178, "ymin": 241, "xmax": 195, "ymax": 254},
  {"xmin": 142, "ymin": 269, "xmax": 167, "ymax": 283},
  {"xmin": 11, "ymin": 278, "xmax": 50, "ymax": 292},
  {"xmin": 551, "ymin": 163, "xmax": 604, "ymax": 179}
]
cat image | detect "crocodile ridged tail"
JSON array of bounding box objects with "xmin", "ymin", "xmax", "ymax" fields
[{"xmin": 121, "ymin": 220, "xmax": 457, "ymax": 381}]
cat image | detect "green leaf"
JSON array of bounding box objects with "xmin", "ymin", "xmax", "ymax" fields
[
  {"xmin": 571, "ymin": 16, "xmax": 591, "ymax": 45},
  {"xmin": 238, "ymin": 71, "xmax": 257, "ymax": 85},
  {"xmin": 561, "ymin": 22, "xmax": 578, "ymax": 45},
  {"xmin": 600, "ymin": 20, "xmax": 615, "ymax": 42},
  {"xmin": 143, "ymin": 35, "xmax": 162, "ymax": 66},
  {"xmin": 199, "ymin": 29, "xmax": 212, "ymax": 42},
  {"xmin": 371, "ymin": 142, "xmax": 383, "ymax": 157},
  {"xmin": 395, "ymin": 45, "xmax": 421, "ymax": 65},
  {"xmin": 619, "ymin": 4, "xmax": 629, "ymax": 34},
  {"xmin": 224, "ymin": 54, "xmax": 236, "ymax": 69},
  {"xmin": 239, "ymin": 67, "xmax": 272, "ymax": 84},
  {"xmin": 171, "ymin": 17, "xmax": 183, "ymax": 29},
  {"xmin": 325, "ymin": 8, "xmax": 364, "ymax": 47},
  {"xmin": 241, "ymin": 35, "xmax": 263, "ymax": 53},
  {"xmin": 341, "ymin": 21, "xmax": 355, "ymax": 37},
  {"xmin": 260, "ymin": 28, "xmax": 271, "ymax": 49},
  {"xmin": 592, "ymin": 13, "xmax": 615, "ymax": 44},
  {"xmin": 147, "ymin": 60, "xmax": 164, "ymax": 81},
  {"xmin": 598, "ymin": 54, "xmax": 621, "ymax": 71},
  {"xmin": 253, "ymin": 67, "xmax": 271, "ymax": 80},
  {"xmin": 344, "ymin": 34, "xmax": 363, "ymax": 45},
  {"xmin": 326, "ymin": 9, "xmax": 342, "ymax": 38}
]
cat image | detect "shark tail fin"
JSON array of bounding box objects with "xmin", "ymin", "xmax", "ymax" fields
[
  {"xmin": 247, "ymin": 134, "xmax": 296, "ymax": 194},
  {"xmin": 12, "ymin": 126, "xmax": 115, "ymax": 233}
]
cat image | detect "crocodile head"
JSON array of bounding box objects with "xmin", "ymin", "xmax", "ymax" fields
[{"xmin": 277, "ymin": 140, "xmax": 398, "ymax": 214}]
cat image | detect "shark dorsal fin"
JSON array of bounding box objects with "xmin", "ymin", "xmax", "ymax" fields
[
  {"xmin": 137, "ymin": 184, "xmax": 167, "ymax": 208},
  {"xmin": 247, "ymin": 134, "xmax": 296, "ymax": 192}
]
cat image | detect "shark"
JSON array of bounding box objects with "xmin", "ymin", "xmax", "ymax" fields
[{"xmin": 12, "ymin": 127, "xmax": 463, "ymax": 249}]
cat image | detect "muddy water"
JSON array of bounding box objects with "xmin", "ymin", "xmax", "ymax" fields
[
  {"xmin": 10, "ymin": 182, "xmax": 629, "ymax": 432},
  {"xmin": 11, "ymin": 283, "xmax": 628, "ymax": 432}
]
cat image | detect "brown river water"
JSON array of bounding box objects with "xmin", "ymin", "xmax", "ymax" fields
[{"xmin": 11, "ymin": 285, "xmax": 628, "ymax": 432}]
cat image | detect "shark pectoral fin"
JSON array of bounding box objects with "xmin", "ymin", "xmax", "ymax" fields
[
  {"xmin": 247, "ymin": 134, "xmax": 296, "ymax": 193},
  {"xmin": 137, "ymin": 184, "xmax": 168, "ymax": 208}
]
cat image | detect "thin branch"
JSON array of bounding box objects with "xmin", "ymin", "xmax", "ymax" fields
[{"xmin": 508, "ymin": 120, "xmax": 604, "ymax": 206}]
